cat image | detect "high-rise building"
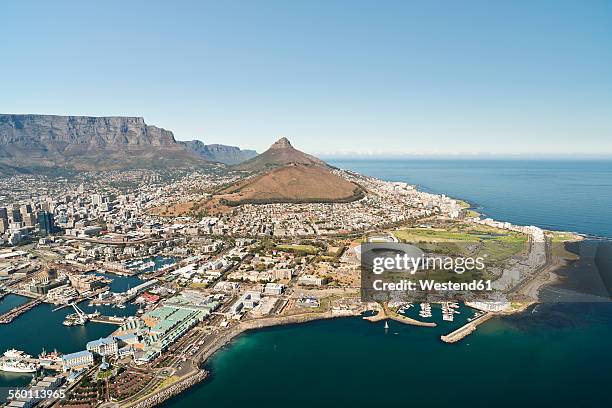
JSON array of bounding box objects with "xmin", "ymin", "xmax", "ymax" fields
[
  {"xmin": 20, "ymin": 203, "xmax": 33, "ymax": 215},
  {"xmin": 38, "ymin": 211, "xmax": 56, "ymax": 236},
  {"xmin": 23, "ymin": 212, "xmax": 37, "ymax": 227},
  {"xmin": 10, "ymin": 206, "xmax": 22, "ymax": 223},
  {"xmin": 91, "ymin": 194, "xmax": 106, "ymax": 206},
  {"xmin": 0, "ymin": 207, "xmax": 7, "ymax": 233}
]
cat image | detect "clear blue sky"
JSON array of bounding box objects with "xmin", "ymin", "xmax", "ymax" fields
[{"xmin": 2, "ymin": 0, "xmax": 611, "ymax": 156}]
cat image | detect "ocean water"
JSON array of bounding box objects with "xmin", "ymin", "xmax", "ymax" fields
[
  {"xmin": 0, "ymin": 274, "xmax": 141, "ymax": 391},
  {"xmin": 164, "ymin": 159, "xmax": 612, "ymax": 408},
  {"xmin": 329, "ymin": 159, "xmax": 612, "ymax": 238}
]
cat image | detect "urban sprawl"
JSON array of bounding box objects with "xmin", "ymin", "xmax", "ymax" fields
[{"xmin": 0, "ymin": 168, "xmax": 562, "ymax": 408}]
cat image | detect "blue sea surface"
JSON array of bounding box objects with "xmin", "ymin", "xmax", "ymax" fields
[
  {"xmin": 163, "ymin": 159, "xmax": 612, "ymax": 408},
  {"xmin": 1, "ymin": 160, "xmax": 610, "ymax": 407},
  {"xmin": 329, "ymin": 159, "xmax": 612, "ymax": 238}
]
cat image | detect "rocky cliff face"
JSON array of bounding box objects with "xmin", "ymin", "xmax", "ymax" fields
[
  {"xmin": 0, "ymin": 114, "xmax": 177, "ymax": 148},
  {"xmin": 0, "ymin": 114, "xmax": 209, "ymax": 173},
  {"xmin": 181, "ymin": 140, "xmax": 257, "ymax": 165}
]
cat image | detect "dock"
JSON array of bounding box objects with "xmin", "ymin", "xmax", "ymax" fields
[
  {"xmin": 0, "ymin": 298, "xmax": 43, "ymax": 324},
  {"xmin": 440, "ymin": 312, "xmax": 494, "ymax": 343},
  {"xmin": 0, "ymin": 356, "xmax": 62, "ymax": 372},
  {"xmin": 363, "ymin": 303, "xmax": 437, "ymax": 327},
  {"xmin": 90, "ymin": 315, "xmax": 126, "ymax": 325}
]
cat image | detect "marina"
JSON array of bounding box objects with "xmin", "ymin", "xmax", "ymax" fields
[
  {"xmin": 418, "ymin": 302, "xmax": 432, "ymax": 318},
  {"xmin": 128, "ymin": 256, "xmax": 176, "ymax": 272}
]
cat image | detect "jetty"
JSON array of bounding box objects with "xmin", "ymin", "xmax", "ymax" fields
[
  {"xmin": 363, "ymin": 303, "xmax": 437, "ymax": 327},
  {"xmin": 0, "ymin": 298, "xmax": 43, "ymax": 324},
  {"xmin": 440, "ymin": 312, "xmax": 494, "ymax": 343},
  {"xmin": 90, "ymin": 315, "xmax": 126, "ymax": 325}
]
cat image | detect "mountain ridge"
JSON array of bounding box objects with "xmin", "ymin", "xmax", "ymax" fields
[
  {"xmin": 180, "ymin": 140, "xmax": 257, "ymax": 165},
  {"xmin": 0, "ymin": 114, "xmax": 256, "ymax": 173}
]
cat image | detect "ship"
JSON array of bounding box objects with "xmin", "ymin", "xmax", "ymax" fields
[
  {"xmin": 63, "ymin": 312, "xmax": 87, "ymax": 326},
  {"xmin": 0, "ymin": 358, "xmax": 38, "ymax": 373},
  {"xmin": 128, "ymin": 259, "xmax": 144, "ymax": 267},
  {"xmin": 39, "ymin": 350, "xmax": 63, "ymax": 367},
  {"xmin": 138, "ymin": 261, "xmax": 156, "ymax": 271},
  {"xmin": 4, "ymin": 349, "xmax": 32, "ymax": 359},
  {"xmin": 63, "ymin": 303, "xmax": 98, "ymax": 326}
]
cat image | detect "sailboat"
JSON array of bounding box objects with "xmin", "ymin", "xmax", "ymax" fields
[{"xmin": 384, "ymin": 321, "xmax": 389, "ymax": 330}]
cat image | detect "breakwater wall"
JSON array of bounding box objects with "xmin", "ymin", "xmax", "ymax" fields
[{"xmin": 127, "ymin": 370, "xmax": 208, "ymax": 408}]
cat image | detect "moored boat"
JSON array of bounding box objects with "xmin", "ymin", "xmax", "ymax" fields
[{"xmin": 0, "ymin": 359, "xmax": 38, "ymax": 373}]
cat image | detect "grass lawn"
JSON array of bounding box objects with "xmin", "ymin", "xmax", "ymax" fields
[
  {"xmin": 97, "ymin": 370, "xmax": 113, "ymax": 380},
  {"xmin": 275, "ymin": 244, "xmax": 320, "ymax": 255},
  {"xmin": 549, "ymin": 231, "xmax": 580, "ymax": 260},
  {"xmin": 393, "ymin": 225, "xmax": 528, "ymax": 263}
]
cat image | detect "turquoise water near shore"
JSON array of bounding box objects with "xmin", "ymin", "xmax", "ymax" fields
[
  {"xmin": 163, "ymin": 159, "xmax": 612, "ymax": 408},
  {"xmin": 166, "ymin": 305, "xmax": 612, "ymax": 407}
]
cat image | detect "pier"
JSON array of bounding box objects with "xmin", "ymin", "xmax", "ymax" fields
[
  {"xmin": 363, "ymin": 303, "xmax": 437, "ymax": 327},
  {"xmin": 90, "ymin": 315, "xmax": 126, "ymax": 325},
  {"xmin": 0, "ymin": 299, "xmax": 43, "ymax": 324},
  {"xmin": 440, "ymin": 312, "xmax": 494, "ymax": 343}
]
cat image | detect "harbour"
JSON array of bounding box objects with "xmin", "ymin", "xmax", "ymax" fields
[
  {"xmin": 162, "ymin": 302, "xmax": 612, "ymax": 408},
  {"xmin": 0, "ymin": 272, "xmax": 141, "ymax": 392}
]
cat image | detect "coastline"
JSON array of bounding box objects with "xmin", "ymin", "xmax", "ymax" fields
[
  {"xmin": 119, "ymin": 185, "xmax": 588, "ymax": 407},
  {"xmin": 124, "ymin": 311, "xmax": 358, "ymax": 408}
]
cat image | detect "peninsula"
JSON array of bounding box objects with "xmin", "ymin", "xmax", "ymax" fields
[{"xmin": 0, "ymin": 136, "xmax": 581, "ymax": 408}]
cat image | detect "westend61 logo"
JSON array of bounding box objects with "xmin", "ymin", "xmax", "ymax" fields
[{"xmin": 360, "ymin": 242, "xmax": 495, "ymax": 302}]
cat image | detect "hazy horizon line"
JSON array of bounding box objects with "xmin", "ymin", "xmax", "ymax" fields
[{"xmin": 316, "ymin": 152, "xmax": 612, "ymax": 160}]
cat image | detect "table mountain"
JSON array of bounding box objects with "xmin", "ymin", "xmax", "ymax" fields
[
  {"xmin": 0, "ymin": 114, "xmax": 243, "ymax": 174},
  {"xmin": 180, "ymin": 140, "xmax": 256, "ymax": 165}
]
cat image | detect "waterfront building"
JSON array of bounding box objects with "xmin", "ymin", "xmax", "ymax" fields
[
  {"xmin": 125, "ymin": 294, "xmax": 218, "ymax": 361},
  {"xmin": 6, "ymin": 376, "xmax": 62, "ymax": 408},
  {"xmin": 61, "ymin": 350, "xmax": 94, "ymax": 372},
  {"xmin": 27, "ymin": 278, "xmax": 65, "ymax": 295},
  {"xmin": 68, "ymin": 274, "xmax": 106, "ymax": 292},
  {"xmin": 46, "ymin": 285, "xmax": 79, "ymax": 304},
  {"xmin": 86, "ymin": 337, "xmax": 118, "ymax": 357},
  {"xmin": 229, "ymin": 291, "xmax": 262, "ymax": 316},
  {"xmin": 465, "ymin": 300, "xmax": 511, "ymax": 312}
]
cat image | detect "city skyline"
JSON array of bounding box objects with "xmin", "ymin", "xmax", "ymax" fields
[{"xmin": 2, "ymin": 0, "xmax": 612, "ymax": 156}]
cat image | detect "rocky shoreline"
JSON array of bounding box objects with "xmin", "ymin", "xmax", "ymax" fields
[{"xmin": 127, "ymin": 370, "xmax": 208, "ymax": 408}]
